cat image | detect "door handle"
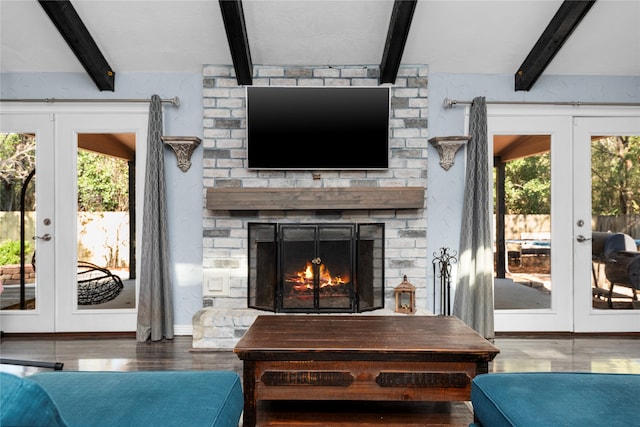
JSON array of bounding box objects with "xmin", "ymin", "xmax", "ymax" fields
[
  {"xmin": 576, "ymin": 235, "xmax": 591, "ymax": 242},
  {"xmin": 34, "ymin": 234, "xmax": 52, "ymax": 241}
]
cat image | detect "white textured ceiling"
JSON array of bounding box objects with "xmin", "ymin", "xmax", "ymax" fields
[{"xmin": 1, "ymin": 0, "xmax": 639, "ymax": 76}]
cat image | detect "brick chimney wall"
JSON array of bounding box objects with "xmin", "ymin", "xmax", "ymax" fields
[{"xmin": 194, "ymin": 64, "xmax": 429, "ymax": 349}]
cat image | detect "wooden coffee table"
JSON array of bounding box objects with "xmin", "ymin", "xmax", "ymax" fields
[{"xmin": 234, "ymin": 315, "xmax": 499, "ymax": 427}]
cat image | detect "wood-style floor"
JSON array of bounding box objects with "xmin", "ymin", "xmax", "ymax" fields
[{"xmin": 1, "ymin": 334, "xmax": 639, "ymax": 426}]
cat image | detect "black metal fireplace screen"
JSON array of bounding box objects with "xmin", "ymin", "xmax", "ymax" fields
[{"xmin": 248, "ymin": 223, "xmax": 384, "ymax": 313}]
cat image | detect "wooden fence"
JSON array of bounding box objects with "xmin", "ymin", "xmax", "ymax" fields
[
  {"xmin": 0, "ymin": 212, "xmax": 130, "ymax": 268},
  {"xmin": 501, "ymin": 214, "xmax": 640, "ymax": 240}
]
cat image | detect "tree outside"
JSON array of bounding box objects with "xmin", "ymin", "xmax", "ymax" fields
[
  {"xmin": 503, "ymin": 153, "xmax": 550, "ymax": 215},
  {"xmin": 77, "ymin": 150, "xmax": 129, "ymax": 213},
  {"xmin": 501, "ymin": 136, "xmax": 640, "ymax": 217},
  {"xmin": 77, "ymin": 149, "xmax": 130, "ymax": 269},
  {"xmin": 0, "ymin": 132, "xmax": 35, "ymax": 212},
  {"xmin": 1, "ymin": 133, "xmax": 130, "ymax": 269},
  {"xmin": 591, "ymin": 136, "xmax": 640, "ymax": 216}
]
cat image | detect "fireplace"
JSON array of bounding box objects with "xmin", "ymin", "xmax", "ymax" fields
[{"xmin": 248, "ymin": 223, "xmax": 384, "ymax": 313}]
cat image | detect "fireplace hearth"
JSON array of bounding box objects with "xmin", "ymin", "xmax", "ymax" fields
[{"xmin": 248, "ymin": 223, "xmax": 384, "ymax": 313}]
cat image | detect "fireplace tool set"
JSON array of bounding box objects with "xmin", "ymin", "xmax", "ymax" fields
[{"xmin": 432, "ymin": 247, "xmax": 457, "ymax": 315}]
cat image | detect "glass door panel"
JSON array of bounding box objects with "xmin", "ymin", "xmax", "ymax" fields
[
  {"xmin": 53, "ymin": 110, "xmax": 146, "ymax": 332},
  {"xmin": 495, "ymin": 142, "xmax": 552, "ymax": 311},
  {"xmin": 590, "ymin": 135, "xmax": 640, "ymax": 311},
  {"xmin": 574, "ymin": 116, "xmax": 640, "ymax": 332},
  {"xmin": 489, "ymin": 113, "xmax": 573, "ymax": 332},
  {"xmin": 0, "ymin": 113, "xmax": 55, "ymax": 332},
  {"xmin": 0, "ymin": 133, "xmax": 37, "ymax": 311},
  {"xmin": 76, "ymin": 136, "xmax": 136, "ymax": 311}
]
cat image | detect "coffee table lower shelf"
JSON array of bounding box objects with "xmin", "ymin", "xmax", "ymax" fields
[{"xmin": 256, "ymin": 400, "xmax": 474, "ymax": 427}]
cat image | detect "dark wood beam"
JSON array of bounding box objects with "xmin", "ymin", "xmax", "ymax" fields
[
  {"xmin": 38, "ymin": 0, "xmax": 115, "ymax": 91},
  {"xmin": 515, "ymin": 0, "xmax": 596, "ymax": 91},
  {"xmin": 380, "ymin": 0, "xmax": 417, "ymax": 84},
  {"xmin": 219, "ymin": 0, "xmax": 253, "ymax": 85}
]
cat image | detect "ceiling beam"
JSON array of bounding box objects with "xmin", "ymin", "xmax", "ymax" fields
[
  {"xmin": 515, "ymin": 0, "xmax": 596, "ymax": 91},
  {"xmin": 379, "ymin": 0, "xmax": 418, "ymax": 84},
  {"xmin": 38, "ymin": 0, "xmax": 115, "ymax": 91},
  {"xmin": 219, "ymin": 0, "xmax": 253, "ymax": 86}
]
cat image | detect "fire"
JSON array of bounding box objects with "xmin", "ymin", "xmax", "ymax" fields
[{"xmin": 288, "ymin": 261, "xmax": 348, "ymax": 291}]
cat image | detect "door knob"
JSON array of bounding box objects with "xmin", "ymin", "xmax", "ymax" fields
[
  {"xmin": 34, "ymin": 234, "xmax": 52, "ymax": 241},
  {"xmin": 576, "ymin": 235, "xmax": 591, "ymax": 242}
]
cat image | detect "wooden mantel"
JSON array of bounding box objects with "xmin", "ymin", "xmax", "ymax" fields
[{"xmin": 206, "ymin": 187, "xmax": 424, "ymax": 211}]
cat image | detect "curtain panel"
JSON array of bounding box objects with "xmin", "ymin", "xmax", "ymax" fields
[
  {"xmin": 136, "ymin": 95, "xmax": 174, "ymax": 342},
  {"xmin": 452, "ymin": 96, "xmax": 495, "ymax": 340}
]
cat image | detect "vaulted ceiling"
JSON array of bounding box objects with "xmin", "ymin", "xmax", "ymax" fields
[
  {"xmin": 2, "ymin": 1, "xmax": 639, "ymax": 160},
  {"xmin": 2, "ymin": 0, "xmax": 639, "ymax": 89}
]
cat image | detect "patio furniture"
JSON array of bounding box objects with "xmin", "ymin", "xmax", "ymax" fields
[{"xmin": 77, "ymin": 261, "xmax": 124, "ymax": 305}]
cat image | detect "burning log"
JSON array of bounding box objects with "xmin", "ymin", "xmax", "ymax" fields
[{"xmin": 286, "ymin": 261, "xmax": 349, "ymax": 291}]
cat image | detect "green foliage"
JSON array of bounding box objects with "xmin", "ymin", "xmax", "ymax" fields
[
  {"xmin": 2, "ymin": 137, "xmax": 129, "ymax": 213},
  {"xmin": 77, "ymin": 150, "xmax": 129, "ymax": 212},
  {"xmin": 0, "ymin": 239, "xmax": 33, "ymax": 265},
  {"xmin": 503, "ymin": 153, "xmax": 551, "ymax": 214},
  {"xmin": 501, "ymin": 136, "xmax": 640, "ymax": 216},
  {"xmin": 0, "ymin": 133, "xmax": 36, "ymax": 212},
  {"xmin": 591, "ymin": 136, "xmax": 640, "ymax": 215}
]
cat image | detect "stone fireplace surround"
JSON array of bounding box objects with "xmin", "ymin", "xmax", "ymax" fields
[{"xmin": 193, "ymin": 64, "xmax": 429, "ymax": 349}]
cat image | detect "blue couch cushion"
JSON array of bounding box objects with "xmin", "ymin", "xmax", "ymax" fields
[
  {"xmin": 471, "ymin": 372, "xmax": 640, "ymax": 427},
  {"xmin": 0, "ymin": 372, "xmax": 68, "ymax": 427},
  {"xmin": 30, "ymin": 370, "xmax": 243, "ymax": 427}
]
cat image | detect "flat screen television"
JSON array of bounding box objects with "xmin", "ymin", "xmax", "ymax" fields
[{"xmin": 246, "ymin": 86, "xmax": 390, "ymax": 169}]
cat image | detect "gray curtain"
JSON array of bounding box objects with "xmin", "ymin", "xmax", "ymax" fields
[
  {"xmin": 452, "ymin": 96, "xmax": 494, "ymax": 340},
  {"xmin": 136, "ymin": 95, "xmax": 174, "ymax": 342}
]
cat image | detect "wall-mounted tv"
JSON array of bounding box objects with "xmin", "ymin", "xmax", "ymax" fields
[{"xmin": 246, "ymin": 86, "xmax": 390, "ymax": 170}]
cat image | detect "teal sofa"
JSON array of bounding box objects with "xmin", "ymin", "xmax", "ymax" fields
[
  {"xmin": 470, "ymin": 372, "xmax": 640, "ymax": 427},
  {"xmin": 0, "ymin": 370, "xmax": 243, "ymax": 427}
]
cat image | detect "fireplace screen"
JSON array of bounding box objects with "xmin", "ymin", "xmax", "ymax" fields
[{"xmin": 248, "ymin": 223, "xmax": 384, "ymax": 313}]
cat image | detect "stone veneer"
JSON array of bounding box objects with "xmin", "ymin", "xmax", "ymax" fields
[{"xmin": 193, "ymin": 64, "xmax": 429, "ymax": 349}]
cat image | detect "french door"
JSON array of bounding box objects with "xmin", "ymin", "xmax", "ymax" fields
[
  {"xmin": 0, "ymin": 113, "xmax": 56, "ymax": 331},
  {"xmin": 0, "ymin": 103, "xmax": 148, "ymax": 332},
  {"xmin": 490, "ymin": 106, "xmax": 640, "ymax": 332},
  {"xmin": 573, "ymin": 115, "xmax": 640, "ymax": 332},
  {"xmin": 490, "ymin": 112, "xmax": 573, "ymax": 331}
]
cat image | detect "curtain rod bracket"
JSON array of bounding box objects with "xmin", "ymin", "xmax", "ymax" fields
[{"xmin": 443, "ymin": 97, "xmax": 457, "ymax": 109}]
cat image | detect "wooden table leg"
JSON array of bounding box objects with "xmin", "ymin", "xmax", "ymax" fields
[{"xmin": 242, "ymin": 360, "xmax": 257, "ymax": 427}]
